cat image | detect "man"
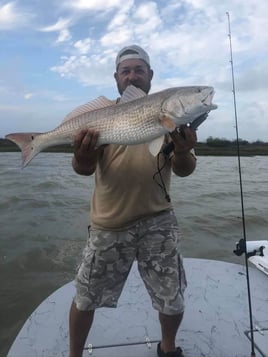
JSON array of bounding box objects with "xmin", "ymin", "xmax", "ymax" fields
[{"xmin": 69, "ymin": 45, "xmax": 197, "ymax": 357}]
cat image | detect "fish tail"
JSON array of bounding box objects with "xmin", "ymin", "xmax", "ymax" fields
[{"xmin": 5, "ymin": 132, "xmax": 43, "ymax": 168}]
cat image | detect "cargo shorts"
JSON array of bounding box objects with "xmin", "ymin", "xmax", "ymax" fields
[{"xmin": 74, "ymin": 209, "xmax": 187, "ymax": 315}]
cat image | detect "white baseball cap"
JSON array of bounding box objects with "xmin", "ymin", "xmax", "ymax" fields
[{"xmin": 115, "ymin": 45, "xmax": 150, "ymax": 68}]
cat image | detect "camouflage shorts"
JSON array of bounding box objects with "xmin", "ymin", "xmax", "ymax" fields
[{"xmin": 74, "ymin": 209, "xmax": 187, "ymax": 315}]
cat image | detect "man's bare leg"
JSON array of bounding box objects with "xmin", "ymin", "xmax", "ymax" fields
[
  {"xmin": 69, "ymin": 301, "xmax": 95, "ymax": 357},
  {"xmin": 159, "ymin": 312, "xmax": 184, "ymax": 353}
]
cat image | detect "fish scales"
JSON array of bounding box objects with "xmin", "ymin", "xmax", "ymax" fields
[
  {"xmin": 51, "ymin": 94, "xmax": 163, "ymax": 145},
  {"xmin": 88, "ymin": 93, "xmax": 163, "ymax": 143}
]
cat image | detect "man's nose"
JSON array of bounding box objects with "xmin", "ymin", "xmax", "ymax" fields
[{"xmin": 127, "ymin": 70, "xmax": 138, "ymax": 81}]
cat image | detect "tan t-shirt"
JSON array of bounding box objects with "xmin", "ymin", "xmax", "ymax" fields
[{"xmin": 90, "ymin": 143, "xmax": 172, "ymax": 230}]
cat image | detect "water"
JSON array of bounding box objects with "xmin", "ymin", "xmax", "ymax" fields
[{"xmin": 0, "ymin": 152, "xmax": 268, "ymax": 356}]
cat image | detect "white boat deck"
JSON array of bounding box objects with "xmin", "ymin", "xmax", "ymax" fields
[{"xmin": 7, "ymin": 258, "xmax": 268, "ymax": 357}]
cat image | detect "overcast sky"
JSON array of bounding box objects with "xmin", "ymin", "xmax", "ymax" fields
[{"xmin": 1, "ymin": 0, "xmax": 267, "ymax": 142}]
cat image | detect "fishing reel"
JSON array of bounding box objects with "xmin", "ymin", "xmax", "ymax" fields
[
  {"xmin": 234, "ymin": 239, "xmax": 266, "ymax": 259},
  {"xmin": 162, "ymin": 113, "xmax": 208, "ymax": 156}
]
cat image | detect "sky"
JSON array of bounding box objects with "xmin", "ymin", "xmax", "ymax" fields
[{"xmin": 0, "ymin": 0, "xmax": 267, "ymax": 142}]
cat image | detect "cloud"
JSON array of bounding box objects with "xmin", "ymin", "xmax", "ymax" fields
[
  {"xmin": 50, "ymin": 0, "xmax": 268, "ymax": 98},
  {"xmin": 39, "ymin": 17, "xmax": 72, "ymax": 43},
  {"xmin": 51, "ymin": 55, "xmax": 114, "ymax": 88},
  {"xmin": 100, "ymin": 27, "xmax": 132, "ymax": 47},
  {"xmin": 133, "ymin": 2, "xmax": 162, "ymax": 35},
  {"xmin": 51, "ymin": 2, "xmax": 220, "ymax": 88},
  {"xmin": 0, "ymin": 1, "xmax": 33, "ymax": 30},
  {"xmin": 65, "ymin": 0, "xmax": 132, "ymax": 11},
  {"xmin": 50, "ymin": 2, "xmax": 163, "ymax": 85},
  {"xmin": 56, "ymin": 28, "xmax": 72, "ymax": 43},
  {"xmin": 74, "ymin": 38, "xmax": 92, "ymax": 55},
  {"xmin": 24, "ymin": 93, "xmax": 34, "ymax": 100},
  {"xmin": 40, "ymin": 17, "xmax": 72, "ymax": 32}
]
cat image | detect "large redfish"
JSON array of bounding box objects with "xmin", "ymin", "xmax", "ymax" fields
[{"xmin": 5, "ymin": 85, "xmax": 217, "ymax": 168}]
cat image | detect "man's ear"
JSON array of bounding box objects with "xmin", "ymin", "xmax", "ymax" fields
[
  {"xmin": 114, "ymin": 72, "xmax": 118, "ymax": 82},
  {"xmin": 149, "ymin": 69, "xmax": 154, "ymax": 80}
]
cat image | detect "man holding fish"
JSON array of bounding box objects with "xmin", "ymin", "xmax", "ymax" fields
[{"xmin": 69, "ymin": 45, "xmax": 200, "ymax": 357}]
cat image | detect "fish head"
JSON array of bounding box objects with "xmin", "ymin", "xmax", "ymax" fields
[{"xmin": 161, "ymin": 86, "xmax": 217, "ymax": 127}]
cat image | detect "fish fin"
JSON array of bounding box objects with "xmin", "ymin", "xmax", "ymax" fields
[
  {"xmin": 119, "ymin": 85, "xmax": 147, "ymax": 104},
  {"xmin": 5, "ymin": 133, "xmax": 42, "ymax": 168},
  {"xmin": 160, "ymin": 114, "xmax": 177, "ymax": 132},
  {"xmin": 148, "ymin": 136, "xmax": 165, "ymax": 156},
  {"xmin": 62, "ymin": 96, "xmax": 115, "ymax": 123}
]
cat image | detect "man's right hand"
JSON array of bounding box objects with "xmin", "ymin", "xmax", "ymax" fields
[{"xmin": 72, "ymin": 129, "xmax": 104, "ymax": 175}]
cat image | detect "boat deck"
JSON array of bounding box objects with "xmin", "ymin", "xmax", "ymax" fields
[{"xmin": 7, "ymin": 258, "xmax": 268, "ymax": 357}]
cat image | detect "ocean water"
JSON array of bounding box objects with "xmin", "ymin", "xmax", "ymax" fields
[{"xmin": 0, "ymin": 152, "xmax": 267, "ymax": 356}]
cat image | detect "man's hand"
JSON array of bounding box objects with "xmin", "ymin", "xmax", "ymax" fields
[
  {"xmin": 169, "ymin": 125, "xmax": 197, "ymax": 155},
  {"xmin": 169, "ymin": 125, "xmax": 197, "ymax": 177},
  {"xmin": 73, "ymin": 129, "xmax": 100, "ymax": 161},
  {"xmin": 72, "ymin": 129, "xmax": 104, "ymax": 175}
]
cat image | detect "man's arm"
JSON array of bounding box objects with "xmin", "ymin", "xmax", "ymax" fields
[
  {"xmin": 72, "ymin": 129, "xmax": 104, "ymax": 176},
  {"xmin": 169, "ymin": 126, "xmax": 197, "ymax": 177}
]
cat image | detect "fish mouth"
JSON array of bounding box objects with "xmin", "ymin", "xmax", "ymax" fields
[
  {"xmin": 210, "ymin": 103, "xmax": 218, "ymax": 110},
  {"xmin": 202, "ymin": 88, "xmax": 217, "ymax": 109}
]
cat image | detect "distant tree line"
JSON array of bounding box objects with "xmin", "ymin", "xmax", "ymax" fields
[{"xmin": 205, "ymin": 137, "xmax": 268, "ymax": 147}]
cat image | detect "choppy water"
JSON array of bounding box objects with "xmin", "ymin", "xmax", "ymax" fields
[{"xmin": 0, "ymin": 152, "xmax": 268, "ymax": 356}]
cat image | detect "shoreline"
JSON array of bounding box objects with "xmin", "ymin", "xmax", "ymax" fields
[{"xmin": 1, "ymin": 139, "xmax": 268, "ymax": 156}]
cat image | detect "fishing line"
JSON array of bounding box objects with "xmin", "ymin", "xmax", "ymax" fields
[
  {"xmin": 226, "ymin": 12, "xmax": 256, "ymax": 357},
  {"xmin": 153, "ymin": 151, "xmax": 171, "ymax": 202}
]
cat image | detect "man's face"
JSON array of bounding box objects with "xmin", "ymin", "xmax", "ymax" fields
[{"xmin": 114, "ymin": 59, "xmax": 153, "ymax": 95}]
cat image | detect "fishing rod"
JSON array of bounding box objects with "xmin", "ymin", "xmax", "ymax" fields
[{"xmin": 226, "ymin": 12, "xmax": 256, "ymax": 357}]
